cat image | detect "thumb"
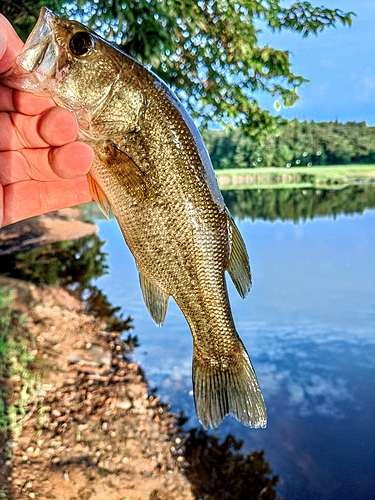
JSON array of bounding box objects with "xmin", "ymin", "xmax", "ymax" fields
[
  {"xmin": 0, "ymin": 14, "xmax": 24, "ymax": 74},
  {"xmin": 0, "ymin": 18, "xmax": 8, "ymax": 62}
]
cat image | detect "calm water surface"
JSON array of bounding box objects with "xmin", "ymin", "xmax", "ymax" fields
[{"xmin": 94, "ymin": 197, "xmax": 375, "ymax": 500}]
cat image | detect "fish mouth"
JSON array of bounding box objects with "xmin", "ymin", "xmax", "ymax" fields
[
  {"xmin": 2, "ymin": 7, "xmax": 58, "ymax": 93},
  {"xmin": 17, "ymin": 7, "xmax": 58, "ymax": 84},
  {"xmin": 17, "ymin": 7, "xmax": 57, "ymax": 73}
]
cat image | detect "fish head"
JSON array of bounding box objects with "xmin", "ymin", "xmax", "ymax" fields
[{"xmin": 3, "ymin": 7, "xmax": 128, "ymax": 133}]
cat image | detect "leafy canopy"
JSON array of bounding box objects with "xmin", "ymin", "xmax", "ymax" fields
[{"xmin": 1, "ymin": 0, "xmax": 354, "ymax": 137}]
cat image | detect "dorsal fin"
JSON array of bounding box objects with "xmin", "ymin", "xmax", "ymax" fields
[
  {"xmin": 226, "ymin": 213, "xmax": 252, "ymax": 298},
  {"xmin": 139, "ymin": 269, "xmax": 169, "ymax": 327}
]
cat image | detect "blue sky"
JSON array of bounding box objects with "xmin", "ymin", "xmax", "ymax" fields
[{"xmin": 258, "ymin": 0, "xmax": 375, "ymax": 125}]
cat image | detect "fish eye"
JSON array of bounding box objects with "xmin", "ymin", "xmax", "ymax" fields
[{"xmin": 69, "ymin": 32, "xmax": 94, "ymax": 56}]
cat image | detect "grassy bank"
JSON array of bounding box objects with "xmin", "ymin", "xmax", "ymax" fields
[
  {"xmin": 215, "ymin": 164, "xmax": 375, "ymax": 190},
  {"xmin": 0, "ymin": 288, "xmax": 37, "ymax": 441}
]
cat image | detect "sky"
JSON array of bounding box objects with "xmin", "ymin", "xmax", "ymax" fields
[{"xmin": 258, "ymin": 0, "xmax": 375, "ymax": 125}]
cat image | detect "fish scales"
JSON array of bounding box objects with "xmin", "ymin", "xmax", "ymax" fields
[{"xmin": 1, "ymin": 7, "xmax": 267, "ymax": 429}]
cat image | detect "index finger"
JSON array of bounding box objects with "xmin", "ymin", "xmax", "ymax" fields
[{"xmin": 0, "ymin": 83, "xmax": 56, "ymax": 114}]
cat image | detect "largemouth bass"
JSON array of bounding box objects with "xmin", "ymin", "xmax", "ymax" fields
[{"xmin": 3, "ymin": 7, "xmax": 266, "ymax": 428}]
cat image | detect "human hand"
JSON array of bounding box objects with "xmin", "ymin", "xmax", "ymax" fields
[{"xmin": 0, "ymin": 14, "xmax": 94, "ymax": 228}]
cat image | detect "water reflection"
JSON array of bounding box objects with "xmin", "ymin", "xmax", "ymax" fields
[
  {"xmin": 183, "ymin": 429, "xmax": 280, "ymax": 500},
  {"xmin": 94, "ymin": 186, "xmax": 375, "ymax": 500},
  {"xmin": 222, "ymin": 184, "xmax": 375, "ymax": 221}
]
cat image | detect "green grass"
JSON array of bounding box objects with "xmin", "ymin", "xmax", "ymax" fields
[
  {"xmin": 0, "ymin": 288, "xmax": 37, "ymax": 438},
  {"xmin": 0, "ymin": 290, "xmax": 13, "ymax": 432},
  {"xmin": 214, "ymin": 164, "xmax": 375, "ymax": 190}
]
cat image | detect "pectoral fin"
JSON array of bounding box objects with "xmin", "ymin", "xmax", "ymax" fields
[
  {"xmin": 139, "ymin": 269, "xmax": 169, "ymax": 327},
  {"xmin": 88, "ymin": 173, "xmax": 111, "ymax": 220},
  {"xmin": 97, "ymin": 143, "xmax": 154, "ymax": 202},
  {"xmin": 227, "ymin": 213, "xmax": 252, "ymax": 298}
]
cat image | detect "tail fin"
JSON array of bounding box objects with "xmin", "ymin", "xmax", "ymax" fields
[{"xmin": 192, "ymin": 343, "xmax": 267, "ymax": 429}]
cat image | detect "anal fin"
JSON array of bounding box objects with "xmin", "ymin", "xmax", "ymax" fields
[
  {"xmin": 139, "ymin": 269, "xmax": 169, "ymax": 327},
  {"xmin": 227, "ymin": 213, "xmax": 252, "ymax": 298}
]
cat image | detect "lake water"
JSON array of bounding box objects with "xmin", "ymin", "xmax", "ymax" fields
[{"xmin": 93, "ymin": 189, "xmax": 375, "ymax": 500}]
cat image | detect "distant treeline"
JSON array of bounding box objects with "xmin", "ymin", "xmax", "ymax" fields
[
  {"xmin": 204, "ymin": 120, "xmax": 375, "ymax": 169},
  {"xmin": 222, "ymin": 184, "xmax": 375, "ymax": 222}
]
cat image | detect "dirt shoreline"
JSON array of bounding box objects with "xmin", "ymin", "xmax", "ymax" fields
[
  {"xmin": 0, "ymin": 208, "xmax": 98, "ymax": 257},
  {"xmin": 0, "ymin": 275, "xmax": 194, "ymax": 500}
]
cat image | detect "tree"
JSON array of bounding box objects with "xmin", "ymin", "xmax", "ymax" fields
[
  {"xmin": 1, "ymin": 0, "xmax": 354, "ymax": 137},
  {"xmin": 0, "ymin": 0, "xmax": 65, "ymax": 42},
  {"xmin": 205, "ymin": 120, "xmax": 375, "ymax": 169},
  {"xmin": 183, "ymin": 428, "xmax": 281, "ymax": 500}
]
